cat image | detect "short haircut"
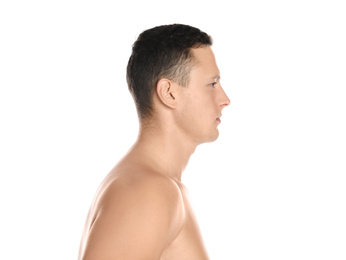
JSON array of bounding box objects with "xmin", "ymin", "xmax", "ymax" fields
[{"xmin": 126, "ymin": 24, "xmax": 212, "ymax": 119}]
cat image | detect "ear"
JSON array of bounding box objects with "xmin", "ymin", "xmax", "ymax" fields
[{"xmin": 156, "ymin": 78, "xmax": 178, "ymax": 109}]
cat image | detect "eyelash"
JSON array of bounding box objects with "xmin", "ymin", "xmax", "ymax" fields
[{"xmin": 209, "ymin": 82, "xmax": 217, "ymax": 88}]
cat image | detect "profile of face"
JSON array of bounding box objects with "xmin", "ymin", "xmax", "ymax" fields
[{"xmin": 176, "ymin": 46, "xmax": 230, "ymax": 144}]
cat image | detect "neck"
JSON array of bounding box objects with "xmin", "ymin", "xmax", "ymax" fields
[{"xmin": 128, "ymin": 122, "xmax": 197, "ymax": 182}]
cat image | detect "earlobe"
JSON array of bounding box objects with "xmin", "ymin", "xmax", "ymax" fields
[{"xmin": 156, "ymin": 78, "xmax": 177, "ymax": 109}]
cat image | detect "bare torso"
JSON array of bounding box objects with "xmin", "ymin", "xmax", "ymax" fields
[
  {"xmin": 78, "ymin": 158, "xmax": 209, "ymax": 260},
  {"xmin": 160, "ymin": 181, "xmax": 209, "ymax": 260}
]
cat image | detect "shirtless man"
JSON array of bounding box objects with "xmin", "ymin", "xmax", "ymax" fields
[{"xmin": 78, "ymin": 24, "xmax": 230, "ymax": 260}]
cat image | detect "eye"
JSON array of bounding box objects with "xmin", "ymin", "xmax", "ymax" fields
[
  {"xmin": 209, "ymin": 82, "xmax": 217, "ymax": 88},
  {"xmin": 208, "ymin": 76, "xmax": 221, "ymax": 88}
]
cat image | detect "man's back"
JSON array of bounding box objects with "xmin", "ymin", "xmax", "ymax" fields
[{"xmin": 78, "ymin": 154, "xmax": 209, "ymax": 260}]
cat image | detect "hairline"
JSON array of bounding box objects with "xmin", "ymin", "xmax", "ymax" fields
[
  {"xmin": 140, "ymin": 45, "xmax": 210, "ymax": 122},
  {"xmin": 158, "ymin": 45, "xmax": 209, "ymax": 88}
]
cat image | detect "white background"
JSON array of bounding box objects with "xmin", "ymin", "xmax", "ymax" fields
[{"xmin": 1, "ymin": 0, "xmax": 345, "ymax": 259}]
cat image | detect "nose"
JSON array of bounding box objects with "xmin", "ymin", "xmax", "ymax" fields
[{"xmin": 218, "ymin": 86, "xmax": 231, "ymax": 108}]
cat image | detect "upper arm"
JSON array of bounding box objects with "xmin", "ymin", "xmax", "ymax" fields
[{"xmin": 81, "ymin": 175, "xmax": 185, "ymax": 260}]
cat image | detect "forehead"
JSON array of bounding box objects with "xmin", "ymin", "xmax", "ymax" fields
[{"xmin": 190, "ymin": 47, "xmax": 220, "ymax": 79}]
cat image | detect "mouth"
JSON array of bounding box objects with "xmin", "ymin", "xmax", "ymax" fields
[{"xmin": 216, "ymin": 113, "xmax": 222, "ymax": 123}]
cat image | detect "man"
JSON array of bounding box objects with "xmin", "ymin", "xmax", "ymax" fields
[{"xmin": 78, "ymin": 24, "xmax": 230, "ymax": 260}]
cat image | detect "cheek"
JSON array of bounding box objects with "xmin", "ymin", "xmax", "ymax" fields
[
  {"xmin": 183, "ymin": 102, "xmax": 212, "ymax": 132},
  {"xmin": 177, "ymin": 97, "xmax": 201, "ymax": 132},
  {"xmin": 179, "ymin": 88, "xmax": 217, "ymax": 121},
  {"xmin": 185, "ymin": 93, "xmax": 216, "ymax": 121},
  {"xmin": 177, "ymin": 94, "xmax": 219, "ymax": 142}
]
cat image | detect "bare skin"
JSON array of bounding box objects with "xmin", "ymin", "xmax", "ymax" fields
[{"xmin": 78, "ymin": 46, "xmax": 230, "ymax": 260}]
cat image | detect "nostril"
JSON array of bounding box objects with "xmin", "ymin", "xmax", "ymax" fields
[{"xmin": 223, "ymin": 98, "xmax": 230, "ymax": 107}]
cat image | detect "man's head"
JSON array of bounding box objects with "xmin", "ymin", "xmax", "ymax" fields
[{"xmin": 126, "ymin": 24, "xmax": 212, "ymax": 120}]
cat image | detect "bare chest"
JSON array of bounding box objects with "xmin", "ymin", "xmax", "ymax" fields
[{"xmin": 160, "ymin": 190, "xmax": 209, "ymax": 260}]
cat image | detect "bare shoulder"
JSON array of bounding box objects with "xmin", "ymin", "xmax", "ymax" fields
[
  {"xmin": 80, "ymin": 166, "xmax": 185, "ymax": 260},
  {"xmin": 100, "ymin": 167, "xmax": 185, "ymax": 215}
]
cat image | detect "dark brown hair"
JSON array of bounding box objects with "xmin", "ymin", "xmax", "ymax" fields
[{"xmin": 126, "ymin": 24, "xmax": 212, "ymax": 119}]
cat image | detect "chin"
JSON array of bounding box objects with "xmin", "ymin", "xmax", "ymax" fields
[
  {"xmin": 203, "ymin": 130, "xmax": 220, "ymax": 144},
  {"xmin": 193, "ymin": 128, "xmax": 220, "ymax": 145},
  {"xmin": 210, "ymin": 133, "xmax": 219, "ymax": 142}
]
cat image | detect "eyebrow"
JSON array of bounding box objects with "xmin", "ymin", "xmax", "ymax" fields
[{"xmin": 210, "ymin": 75, "xmax": 221, "ymax": 82}]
